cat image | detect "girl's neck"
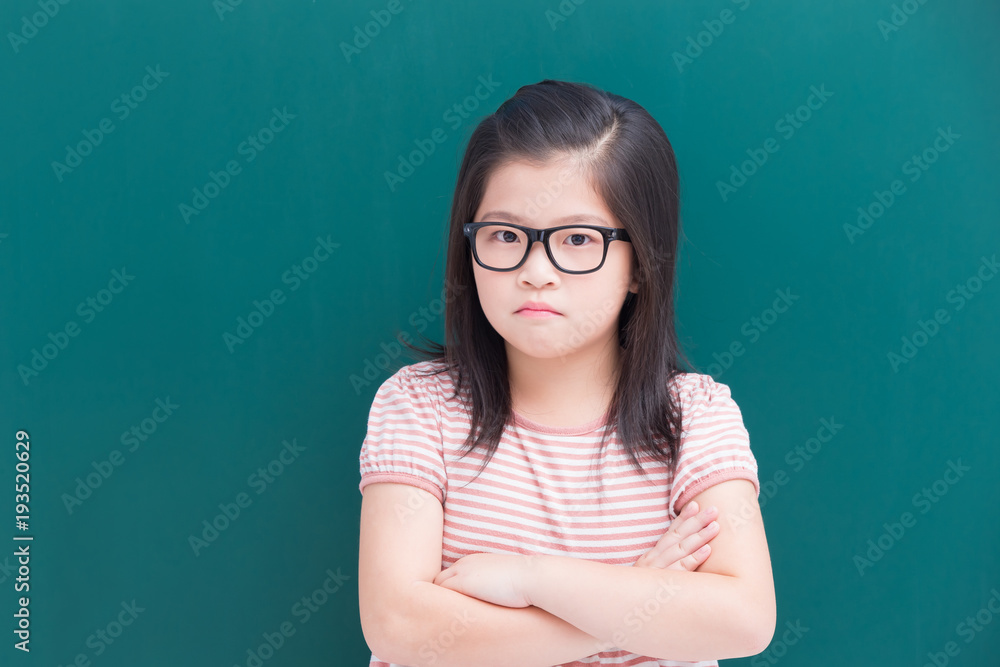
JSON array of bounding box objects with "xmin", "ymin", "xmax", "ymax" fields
[{"xmin": 506, "ymin": 342, "xmax": 621, "ymax": 428}]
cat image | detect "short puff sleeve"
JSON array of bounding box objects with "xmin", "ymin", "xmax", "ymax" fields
[
  {"xmin": 668, "ymin": 374, "xmax": 760, "ymax": 518},
  {"xmin": 358, "ymin": 365, "xmax": 447, "ymax": 504}
]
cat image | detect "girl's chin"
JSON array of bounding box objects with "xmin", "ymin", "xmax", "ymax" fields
[{"xmin": 505, "ymin": 340, "xmax": 582, "ymax": 361}]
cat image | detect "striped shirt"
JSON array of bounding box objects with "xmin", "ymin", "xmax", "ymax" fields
[{"xmin": 359, "ymin": 359, "xmax": 760, "ymax": 667}]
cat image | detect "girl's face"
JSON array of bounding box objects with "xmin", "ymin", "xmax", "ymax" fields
[{"xmin": 470, "ymin": 158, "xmax": 639, "ymax": 364}]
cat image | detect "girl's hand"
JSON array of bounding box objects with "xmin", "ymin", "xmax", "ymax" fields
[
  {"xmin": 433, "ymin": 502, "xmax": 719, "ymax": 606},
  {"xmin": 632, "ymin": 500, "xmax": 720, "ymax": 571},
  {"xmin": 433, "ymin": 552, "xmax": 534, "ymax": 608}
]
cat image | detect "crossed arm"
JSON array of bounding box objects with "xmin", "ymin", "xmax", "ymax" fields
[{"xmin": 359, "ymin": 479, "xmax": 775, "ymax": 667}]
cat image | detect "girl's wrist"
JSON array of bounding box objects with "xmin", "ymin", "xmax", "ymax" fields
[{"xmin": 520, "ymin": 552, "xmax": 549, "ymax": 607}]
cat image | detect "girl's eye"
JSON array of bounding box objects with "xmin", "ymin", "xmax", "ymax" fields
[
  {"xmin": 567, "ymin": 232, "xmax": 596, "ymax": 246},
  {"xmin": 492, "ymin": 230, "xmax": 520, "ymax": 244}
]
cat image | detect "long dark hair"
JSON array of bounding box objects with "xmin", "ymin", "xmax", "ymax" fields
[{"xmin": 397, "ymin": 79, "xmax": 696, "ymax": 484}]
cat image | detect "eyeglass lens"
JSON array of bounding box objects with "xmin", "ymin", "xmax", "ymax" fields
[{"xmin": 473, "ymin": 224, "xmax": 606, "ymax": 272}]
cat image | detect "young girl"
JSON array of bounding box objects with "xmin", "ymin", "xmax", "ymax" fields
[{"xmin": 358, "ymin": 79, "xmax": 775, "ymax": 667}]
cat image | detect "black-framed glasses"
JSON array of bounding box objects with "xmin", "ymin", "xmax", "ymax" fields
[{"xmin": 463, "ymin": 222, "xmax": 631, "ymax": 274}]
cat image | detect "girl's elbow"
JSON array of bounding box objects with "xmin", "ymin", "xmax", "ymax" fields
[
  {"xmin": 364, "ymin": 602, "xmax": 457, "ymax": 667},
  {"xmin": 361, "ymin": 598, "xmax": 418, "ymax": 666},
  {"xmin": 741, "ymin": 590, "xmax": 777, "ymax": 657}
]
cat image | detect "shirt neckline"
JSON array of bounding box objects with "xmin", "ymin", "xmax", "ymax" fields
[{"xmin": 512, "ymin": 408, "xmax": 611, "ymax": 436}]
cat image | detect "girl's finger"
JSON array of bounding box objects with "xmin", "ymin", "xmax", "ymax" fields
[
  {"xmin": 664, "ymin": 504, "xmax": 718, "ymax": 546},
  {"xmin": 635, "ymin": 505, "xmax": 720, "ymax": 568},
  {"xmin": 678, "ymin": 500, "xmax": 698, "ymax": 518},
  {"xmin": 657, "ymin": 520, "xmax": 718, "ymax": 568},
  {"xmin": 680, "ymin": 544, "xmax": 712, "ymax": 570}
]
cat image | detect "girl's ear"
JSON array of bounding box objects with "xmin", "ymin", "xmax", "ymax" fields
[{"xmin": 628, "ymin": 254, "xmax": 640, "ymax": 293}]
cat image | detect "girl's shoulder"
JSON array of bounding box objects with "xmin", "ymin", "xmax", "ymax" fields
[
  {"xmin": 391, "ymin": 358, "xmax": 454, "ymax": 384},
  {"xmin": 668, "ymin": 371, "xmax": 738, "ymax": 415},
  {"xmin": 377, "ymin": 363, "xmax": 736, "ymax": 422},
  {"xmin": 379, "ymin": 358, "xmax": 460, "ymax": 404}
]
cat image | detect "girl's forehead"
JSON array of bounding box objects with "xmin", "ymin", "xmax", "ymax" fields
[
  {"xmin": 490, "ymin": 156, "xmax": 588, "ymax": 180},
  {"xmin": 478, "ymin": 161, "xmax": 611, "ymax": 220},
  {"xmin": 476, "ymin": 209, "xmax": 613, "ymax": 226}
]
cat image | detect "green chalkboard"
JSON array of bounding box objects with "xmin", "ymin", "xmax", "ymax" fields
[{"xmin": 1, "ymin": 0, "xmax": 998, "ymax": 665}]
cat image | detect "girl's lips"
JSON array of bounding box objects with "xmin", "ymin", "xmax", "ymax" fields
[
  {"xmin": 517, "ymin": 308, "xmax": 561, "ymax": 318},
  {"xmin": 517, "ymin": 301, "xmax": 561, "ymax": 314}
]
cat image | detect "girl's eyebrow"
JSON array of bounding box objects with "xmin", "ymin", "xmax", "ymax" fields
[{"xmin": 478, "ymin": 210, "xmax": 611, "ymax": 226}]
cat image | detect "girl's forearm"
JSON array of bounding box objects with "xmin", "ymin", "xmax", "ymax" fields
[
  {"xmin": 524, "ymin": 555, "xmax": 765, "ymax": 662},
  {"xmin": 385, "ymin": 580, "xmax": 609, "ymax": 667}
]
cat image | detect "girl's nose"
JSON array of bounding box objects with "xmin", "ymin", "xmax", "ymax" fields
[{"xmin": 519, "ymin": 240, "xmax": 560, "ymax": 283}]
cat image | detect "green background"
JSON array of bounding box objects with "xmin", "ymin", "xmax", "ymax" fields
[{"xmin": 2, "ymin": 1, "xmax": 998, "ymax": 665}]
